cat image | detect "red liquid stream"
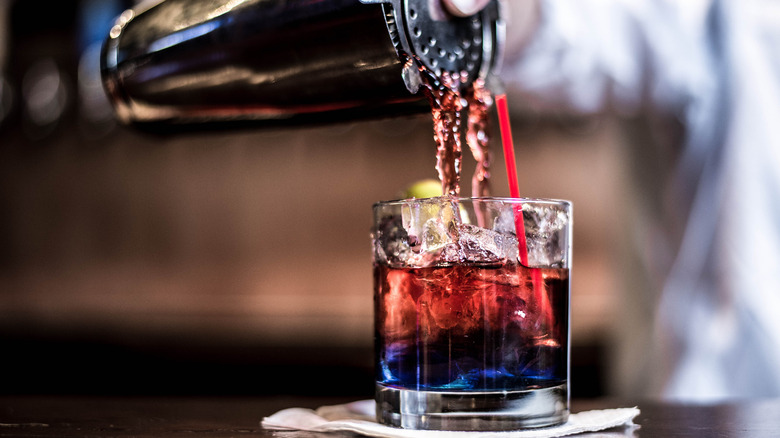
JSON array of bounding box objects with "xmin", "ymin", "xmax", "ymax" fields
[
  {"xmin": 466, "ymin": 80, "xmax": 492, "ymax": 199},
  {"xmin": 413, "ymin": 61, "xmax": 492, "ymax": 199},
  {"xmin": 412, "ymin": 60, "xmax": 555, "ymax": 327},
  {"xmin": 416, "ymin": 68, "xmax": 464, "ymax": 197}
]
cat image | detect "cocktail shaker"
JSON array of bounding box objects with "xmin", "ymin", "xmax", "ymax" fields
[{"xmin": 101, "ymin": 0, "xmax": 503, "ymax": 129}]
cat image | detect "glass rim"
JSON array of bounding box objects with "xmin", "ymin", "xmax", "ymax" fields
[{"xmin": 373, "ymin": 196, "xmax": 572, "ymax": 209}]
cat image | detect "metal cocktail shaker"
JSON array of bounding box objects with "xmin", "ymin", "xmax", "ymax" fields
[{"xmin": 101, "ymin": 0, "xmax": 503, "ymax": 129}]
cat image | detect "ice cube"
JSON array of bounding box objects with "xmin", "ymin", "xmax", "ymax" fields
[
  {"xmin": 523, "ymin": 204, "xmax": 569, "ymax": 267},
  {"xmin": 459, "ymin": 223, "xmax": 521, "ymax": 264},
  {"xmin": 493, "ymin": 206, "xmax": 518, "ymax": 235},
  {"xmin": 402, "ymin": 198, "xmax": 462, "ymax": 255},
  {"xmin": 418, "ymin": 270, "xmax": 480, "ymax": 339},
  {"xmin": 402, "ymin": 199, "xmax": 456, "ymax": 236},
  {"xmin": 422, "ymin": 217, "xmax": 451, "ymax": 252},
  {"xmin": 458, "ymin": 223, "xmax": 504, "ymax": 263},
  {"xmin": 501, "ymin": 234, "xmax": 520, "ymax": 262},
  {"xmin": 373, "ymin": 215, "xmax": 413, "ymax": 267},
  {"xmin": 396, "ymin": 199, "xmax": 461, "ymax": 266},
  {"xmin": 401, "ymin": 203, "xmax": 425, "ymax": 247},
  {"xmin": 523, "ymin": 204, "xmax": 568, "ymax": 235}
]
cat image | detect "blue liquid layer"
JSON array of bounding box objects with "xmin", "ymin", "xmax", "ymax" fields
[{"xmin": 378, "ymin": 340, "xmax": 565, "ymax": 391}]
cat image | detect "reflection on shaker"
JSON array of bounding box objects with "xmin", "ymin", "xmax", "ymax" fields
[
  {"xmin": 0, "ymin": 75, "xmax": 11, "ymax": 128},
  {"xmin": 22, "ymin": 58, "xmax": 69, "ymax": 138}
]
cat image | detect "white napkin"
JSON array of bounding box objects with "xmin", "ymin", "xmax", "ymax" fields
[{"xmin": 261, "ymin": 400, "xmax": 640, "ymax": 437}]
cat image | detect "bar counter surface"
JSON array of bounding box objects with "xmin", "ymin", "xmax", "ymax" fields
[{"xmin": 1, "ymin": 396, "xmax": 778, "ymax": 437}]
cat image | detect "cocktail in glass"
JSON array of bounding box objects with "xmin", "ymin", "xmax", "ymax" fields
[{"xmin": 372, "ymin": 197, "xmax": 571, "ymax": 430}]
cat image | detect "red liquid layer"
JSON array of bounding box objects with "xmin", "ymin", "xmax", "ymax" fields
[{"xmin": 374, "ymin": 262, "xmax": 568, "ymax": 391}]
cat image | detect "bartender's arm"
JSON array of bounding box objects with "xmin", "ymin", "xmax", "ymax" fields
[{"xmin": 442, "ymin": 0, "xmax": 702, "ymax": 116}]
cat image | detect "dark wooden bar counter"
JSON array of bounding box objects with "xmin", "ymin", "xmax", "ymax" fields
[{"xmin": 1, "ymin": 396, "xmax": 778, "ymax": 437}]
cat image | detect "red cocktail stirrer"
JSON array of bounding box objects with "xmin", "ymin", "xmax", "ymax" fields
[{"xmin": 495, "ymin": 94, "xmax": 553, "ymax": 325}]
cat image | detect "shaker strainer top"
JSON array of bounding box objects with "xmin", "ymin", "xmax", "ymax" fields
[{"xmin": 360, "ymin": 0, "xmax": 503, "ymax": 91}]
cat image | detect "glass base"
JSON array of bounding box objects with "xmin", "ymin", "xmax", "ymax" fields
[{"xmin": 375, "ymin": 383, "xmax": 569, "ymax": 431}]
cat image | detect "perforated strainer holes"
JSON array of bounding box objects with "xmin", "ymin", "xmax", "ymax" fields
[{"xmin": 401, "ymin": 0, "xmax": 490, "ymax": 85}]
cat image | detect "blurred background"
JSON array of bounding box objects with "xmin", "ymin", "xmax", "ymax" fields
[{"xmin": 0, "ymin": 0, "xmax": 634, "ymax": 398}]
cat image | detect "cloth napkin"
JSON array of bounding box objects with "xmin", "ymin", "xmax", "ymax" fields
[{"xmin": 261, "ymin": 400, "xmax": 640, "ymax": 437}]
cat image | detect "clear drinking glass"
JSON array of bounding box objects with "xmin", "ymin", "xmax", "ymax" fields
[{"xmin": 372, "ymin": 197, "xmax": 572, "ymax": 430}]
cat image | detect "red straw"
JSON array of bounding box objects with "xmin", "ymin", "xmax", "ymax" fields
[
  {"xmin": 496, "ymin": 94, "xmax": 528, "ymax": 263},
  {"xmin": 497, "ymin": 95, "xmax": 521, "ymax": 200},
  {"xmin": 495, "ymin": 94, "xmax": 553, "ymax": 325}
]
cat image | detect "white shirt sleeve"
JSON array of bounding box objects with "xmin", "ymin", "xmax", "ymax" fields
[
  {"xmin": 500, "ymin": 0, "xmax": 716, "ymax": 117},
  {"xmin": 498, "ymin": 0, "xmax": 780, "ymax": 402}
]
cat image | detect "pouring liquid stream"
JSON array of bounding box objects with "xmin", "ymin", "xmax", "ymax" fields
[{"xmin": 409, "ymin": 57, "xmax": 555, "ymax": 326}]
